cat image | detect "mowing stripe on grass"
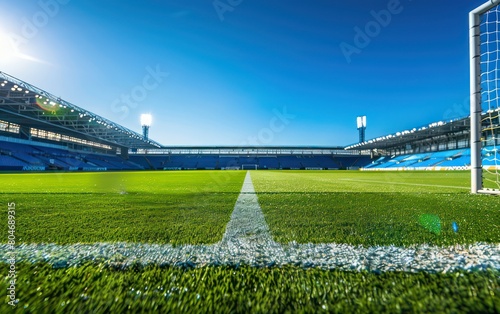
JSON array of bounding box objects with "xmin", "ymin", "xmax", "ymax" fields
[
  {"xmin": 338, "ymin": 178, "xmax": 470, "ymax": 190},
  {"xmin": 0, "ymin": 172, "xmax": 499, "ymax": 273}
]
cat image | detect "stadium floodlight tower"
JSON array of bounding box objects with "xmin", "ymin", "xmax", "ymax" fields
[
  {"xmin": 357, "ymin": 116, "xmax": 367, "ymax": 143},
  {"xmin": 470, "ymin": 0, "xmax": 500, "ymax": 195},
  {"xmin": 140, "ymin": 114, "xmax": 152, "ymax": 141}
]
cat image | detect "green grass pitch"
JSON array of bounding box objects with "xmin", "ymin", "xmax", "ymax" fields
[
  {"xmin": 0, "ymin": 170, "xmax": 498, "ymax": 312},
  {"xmin": 252, "ymin": 171, "xmax": 500, "ymax": 246},
  {"xmin": 0, "ymin": 171, "xmax": 246, "ymax": 245}
]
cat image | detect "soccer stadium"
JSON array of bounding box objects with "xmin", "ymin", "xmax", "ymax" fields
[
  {"xmin": 0, "ymin": 70, "xmax": 498, "ymax": 175},
  {"xmin": 1, "ymin": 0, "xmax": 499, "ymax": 313}
]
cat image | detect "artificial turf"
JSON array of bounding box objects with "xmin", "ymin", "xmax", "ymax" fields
[
  {"xmin": 251, "ymin": 171, "xmax": 500, "ymax": 246},
  {"xmin": 0, "ymin": 170, "xmax": 499, "ymax": 313},
  {"xmin": 0, "ymin": 171, "xmax": 246, "ymax": 245},
  {"xmin": 0, "ymin": 263, "xmax": 498, "ymax": 313}
]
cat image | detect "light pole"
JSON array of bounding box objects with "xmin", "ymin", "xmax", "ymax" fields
[{"xmin": 357, "ymin": 116, "xmax": 366, "ymax": 143}]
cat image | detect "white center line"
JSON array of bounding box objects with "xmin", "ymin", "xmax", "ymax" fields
[{"xmin": 222, "ymin": 171, "xmax": 275, "ymax": 243}]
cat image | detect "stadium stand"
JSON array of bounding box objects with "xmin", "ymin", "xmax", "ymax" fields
[
  {"xmin": 125, "ymin": 153, "xmax": 371, "ymax": 170},
  {"xmin": 1, "ymin": 71, "xmax": 498, "ymax": 175},
  {"xmin": 0, "ymin": 128, "xmax": 375, "ymax": 172},
  {"xmin": 258, "ymin": 156, "xmax": 280, "ymax": 169},
  {"xmin": 361, "ymin": 147, "xmax": 499, "ymax": 171},
  {"xmin": 2, "ymin": 133, "xmax": 496, "ymax": 173},
  {"xmin": 0, "ymin": 155, "xmax": 28, "ymax": 168},
  {"xmin": 0, "ymin": 138, "xmax": 144, "ymax": 171}
]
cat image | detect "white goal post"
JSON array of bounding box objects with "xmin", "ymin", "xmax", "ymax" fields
[{"xmin": 470, "ymin": 0, "xmax": 500, "ymax": 195}]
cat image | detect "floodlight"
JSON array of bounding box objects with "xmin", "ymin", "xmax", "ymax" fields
[
  {"xmin": 141, "ymin": 114, "xmax": 152, "ymax": 140},
  {"xmin": 356, "ymin": 115, "xmax": 367, "ymax": 143},
  {"xmin": 357, "ymin": 115, "xmax": 366, "ymax": 128},
  {"xmin": 141, "ymin": 114, "xmax": 152, "ymax": 127}
]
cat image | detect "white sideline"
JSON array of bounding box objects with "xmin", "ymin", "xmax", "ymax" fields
[{"xmin": 0, "ymin": 171, "xmax": 499, "ymax": 272}]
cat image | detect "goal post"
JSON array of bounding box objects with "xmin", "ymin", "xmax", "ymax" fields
[
  {"xmin": 470, "ymin": 0, "xmax": 500, "ymax": 195},
  {"xmin": 241, "ymin": 164, "xmax": 258, "ymax": 170}
]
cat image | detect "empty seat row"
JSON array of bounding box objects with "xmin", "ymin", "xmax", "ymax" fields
[{"xmin": 364, "ymin": 147, "xmax": 498, "ymax": 170}]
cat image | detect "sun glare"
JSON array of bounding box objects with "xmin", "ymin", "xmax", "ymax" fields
[
  {"xmin": 0, "ymin": 29, "xmax": 19, "ymax": 63},
  {"xmin": 0, "ymin": 28, "xmax": 49, "ymax": 65}
]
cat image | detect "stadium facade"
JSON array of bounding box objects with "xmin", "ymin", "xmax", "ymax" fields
[{"xmin": 0, "ymin": 71, "xmax": 497, "ymax": 172}]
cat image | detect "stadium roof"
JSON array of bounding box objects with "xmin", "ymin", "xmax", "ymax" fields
[
  {"xmin": 344, "ymin": 117, "xmax": 472, "ymax": 151},
  {"xmin": 0, "ymin": 71, "xmax": 162, "ymax": 149}
]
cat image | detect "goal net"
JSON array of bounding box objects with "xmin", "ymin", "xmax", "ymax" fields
[{"xmin": 470, "ymin": 0, "xmax": 500, "ymax": 194}]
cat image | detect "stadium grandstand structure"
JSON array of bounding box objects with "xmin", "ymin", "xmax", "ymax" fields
[
  {"xmin": 128, "ymin": 147, "xmax": 369, "ymax": 170},
  {"xmin": 0, "ymin": 71, "xmax": 369, "ymax": 171},
  {"xmin": 0, "ymin": 70, "xmax": 498, "ymax": 175},
  {"xmin": 0, "ymin": 136, "xmax": 370, "ymax": 171},
  {"xmin": 362, "ymin": 147, "xmax": 498, "ymax": 171},
  {"xmin": 0, "ymin": 71, "xmax": 162, "ymax": 152},
  {"xmin": 346, "ymin": 115, "xmax": 499, "ymax": 173},
  {"xmin": 346, "ymin": 112, "xmax": 500, "ymax": 175}
]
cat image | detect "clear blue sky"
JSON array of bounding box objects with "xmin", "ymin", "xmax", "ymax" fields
[{"xmin": 0, "ymin": 0, "xmax": 486, "ymax": 146}]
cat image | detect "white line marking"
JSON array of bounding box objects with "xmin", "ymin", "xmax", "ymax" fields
[{"xmin": 222, "ymin": 171, "xmax": 276, "ymax": 243}]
